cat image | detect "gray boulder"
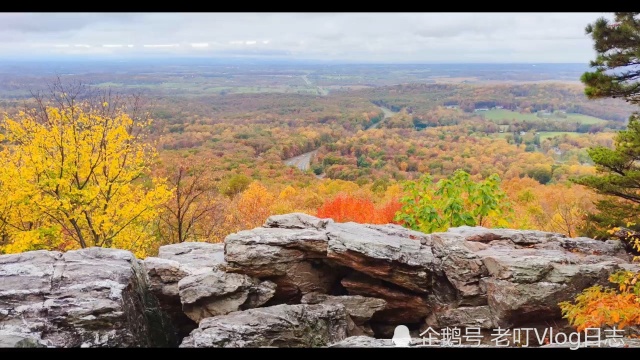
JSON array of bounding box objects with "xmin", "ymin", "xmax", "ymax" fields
[
  {"xmin": 224, "ymin": 225, "xmax": 341, "ymax": 303},
  {"xmin": 301, "ymin": 292, "xmax": 386, "ymax": 335},
  {"xmin": 424, "ymin": 226, "xmax": 632, "ymax": 329},
  {"xmin": 0, "ymin": 248, "xmax": 175, "ymax": 348},
  {"xmin": 157, "ymin": 242, "xmax": 225, "ymax": 270},
  {"xmin": 301, "ymin": 293, "xmax": 386, "ymax": 324},
  {"xmin": 178, "ymin": 270, "xmax": 276, "ymax": 323},
  {"xmin": 264, "ymin": 212, "xmax": 333, "ymax": 230},
  {"xmin": 143, "ymin": 242, "xmax": 226, "ymax": 338},
  {"xmin": 180, "ymin": 303, "xmax": 349, "ymax": 347},
  {"xmin": 326, "ymin": 222, "xmax": 437, "ymax": 294}
]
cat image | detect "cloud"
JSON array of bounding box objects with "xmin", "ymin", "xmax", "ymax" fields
[
  {"xmin": 143, "ymin": 44, "xmax": 180, "ymax": 48},
  {"xmin": 0, "ymin": 12, "xmax": 613, "ymax": 62},
  {"xmin": 0, "ymin": 13, "xmax": 139, "ymax": 33}
]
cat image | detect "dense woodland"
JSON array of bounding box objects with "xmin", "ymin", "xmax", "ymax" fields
[{"xmin": 0, "ymin": 79, "xmax": 632, "ymax": 258}]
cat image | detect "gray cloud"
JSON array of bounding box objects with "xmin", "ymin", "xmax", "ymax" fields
[
  {"xmin": 0, "ymin": 13, "xmax": 139, "ymax": 33},
  {"xmin": 0, "ymin": 12, "xmax": 612, "ymax": 62}
]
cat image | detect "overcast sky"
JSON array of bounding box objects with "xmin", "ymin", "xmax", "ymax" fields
[{"xmin": 0, "ymin": 12, "xmax": 612, "ymax": 63}]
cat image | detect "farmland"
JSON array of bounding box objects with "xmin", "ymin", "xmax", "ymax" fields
[{"xmin": 480, "ymin": 108, "xmax": 607, "ymax": 125}]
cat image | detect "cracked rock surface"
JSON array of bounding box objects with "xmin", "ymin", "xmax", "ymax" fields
[
  {"xmin": 0, "ymin": 248, "xmax": 175, "ymax": 347},
  {"xmin": 1, "ymin": 214, "xmax": 634, "ymax": 348}
]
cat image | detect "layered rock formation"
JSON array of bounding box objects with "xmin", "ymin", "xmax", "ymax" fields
[
  {"xmin": 180, "ymin": 303, "xmax": 349, "ymax": 348},
  {"xmin": 0, "ymin": 248, "xmax": 175, "ymax": 347},
  {"xmin": 0, "ymin": 213, "xmax": 635, "ymax": 347}
]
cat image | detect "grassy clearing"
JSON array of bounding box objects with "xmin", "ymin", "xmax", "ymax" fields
[
  {"xmin": 537, "ymin": 131, "xmax": 582, "ymax": 140},
  {"xmin": 563, "ymin": 114, "xmax": 608, "ymax": 124},
  {"xmin": 487, "ymin": 131, "xmax": 584, "ymax": 141},
  {"xmin": 481, "ymin": 109, "xmax": 607, "ymax": 124}
]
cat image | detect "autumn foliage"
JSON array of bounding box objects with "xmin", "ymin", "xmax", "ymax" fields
[
  {"xmin": 560, "ymin": 271, "xmax": 640, "ymax": 331},
  {"xmin": 316, "ymin": 194, "xmax": 402, "ymax": 224},
  {"xmin": 395, "ymin": 170, "xmax": 512, "ymax": 234},
  {"xmin": 0, "ymin": 98, "xmax": 170, "ymax": 258}
]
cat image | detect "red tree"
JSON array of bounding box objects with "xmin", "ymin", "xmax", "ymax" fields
[{"xmin": 316, "ymin": 195, "xmax": 401, "ymax": 224}]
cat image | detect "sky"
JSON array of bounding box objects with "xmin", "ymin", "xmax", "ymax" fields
[{"xmin": 0, "ymin": 12, "xmax": 613, "ymax": 63}]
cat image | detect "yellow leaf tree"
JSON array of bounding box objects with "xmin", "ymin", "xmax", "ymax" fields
[
  {"xmin": 0, "ymin": 88, "xmax": 171, "ymax": 257},
  {"xmin": 236, "ymin": 181, "xmax": 276, "ymax": 229},
  {"xmin": 221, "ymin": 181, "xmax": 276, "ymax": 235}
]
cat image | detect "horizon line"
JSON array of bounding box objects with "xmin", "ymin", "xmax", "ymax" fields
[{"xmin": 0, "ymin": 57, "xmax": 591, "ymax": 66}]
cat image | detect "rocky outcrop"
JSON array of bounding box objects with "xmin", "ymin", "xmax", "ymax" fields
[
  {"xmin": 143, "ymin": 242, "xmax": 276, "ymax": 338},
  {"xmin": 433, "ymin": 227, "xmax": 629, "ymax": 328},
  {"xmin": 0, "ymin": 213, "xmax": 636, "ymax": 348},
  {"xmin": 301, "ymin": 292, "xmax": 386, "ymax": 335},
  {"xmin": 178, "ymin": 270, "xmax": 276, "ymax": 323},
  {"xmin": 180, "ymin": 303, "xmax": 349, "ymax": 347},
  {"xmin": 220, "ymin": 215, "xmax": 632, "ymax": 335},
  {"xmin": 0, "ymin": 248, "xmax": 175, "ymax": 348},
  {"xmin": 143, "ymin": 242, "xmax": 226, "ymax": 339},
  {"xmin": 224, "ymin": 216, "xmax": 343, "ymax": 303},
  {"xmin": 157, "ymin": 242, "xmax": 225, "ymax": 270},
  {"xmin": 326, "ymin": 222, "xmax": 436, "ymax": 294}
]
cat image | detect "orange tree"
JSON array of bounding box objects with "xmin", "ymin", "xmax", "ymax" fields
[{"xmin": 316, "ymin": 194, "xmax": 402, "ymax": 224}]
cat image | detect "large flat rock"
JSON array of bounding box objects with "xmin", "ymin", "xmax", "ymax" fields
[
  {"xmin": 326, "ymin": 222, "xmax": 437, "ymax": 294},
  {"xmin": 157, "ymin": 242, "xmax": 225, "ymax": 270}
]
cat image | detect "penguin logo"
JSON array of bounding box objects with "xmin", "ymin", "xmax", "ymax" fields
[{"xmin": 392, "ymin": 325, "xmax": 412, "ymax": 347}]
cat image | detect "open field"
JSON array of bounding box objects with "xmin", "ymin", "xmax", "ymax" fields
[
  {"xmin": 489, "ymin": 131, "xmax": 583, "ymax": 141},
  {"xmin": 537, "ymin": 131, "xmax": 583, "ymax": 140},
  {"xmin": 481, "ymin": 109, "xmax": 607, "ymax": 124},
  {"xmin": 92, "ymin": 81, "xmax": 322, "ymax": 95}
]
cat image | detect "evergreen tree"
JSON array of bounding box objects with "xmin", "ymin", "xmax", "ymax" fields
[
  {"xmin": 572, "ymin": 13, "xmax": 640, "ymax": 238},
  {"xmin": 581, "ymin": 12, "xmax": 640, "ymax": 104}
]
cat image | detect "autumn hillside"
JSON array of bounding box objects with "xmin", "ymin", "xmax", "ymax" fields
[{"xmin": 0, "ymin": 79, "xmax": 628, "ymax": 258}]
